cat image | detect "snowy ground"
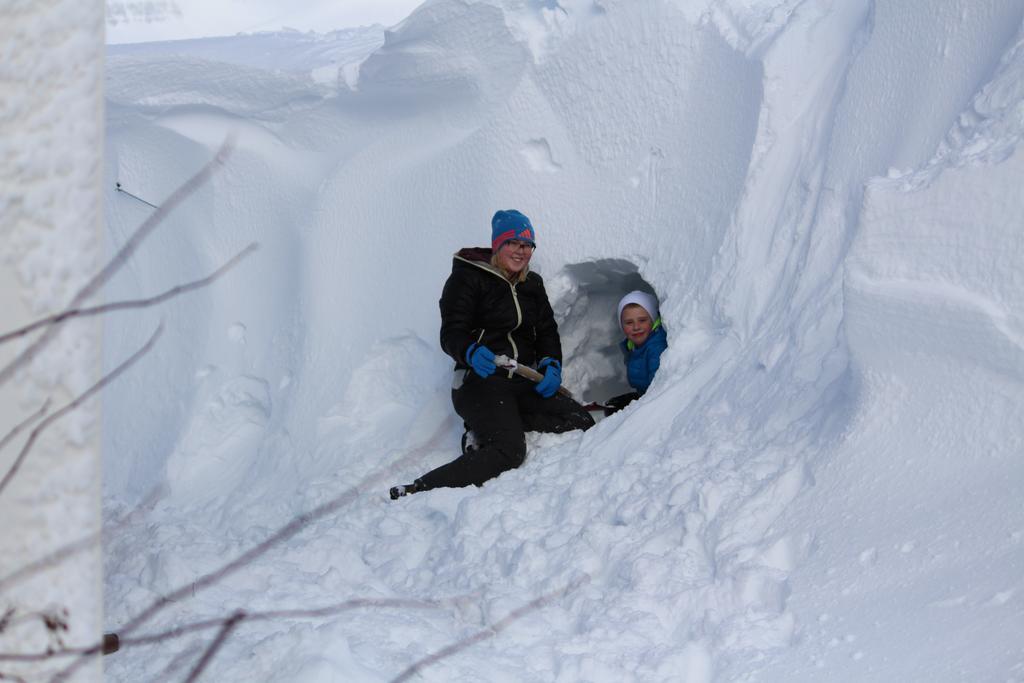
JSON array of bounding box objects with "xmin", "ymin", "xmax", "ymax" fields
[{"xmin": 100, "ymin": 1, "xmax": 1024, "ymax": 681}]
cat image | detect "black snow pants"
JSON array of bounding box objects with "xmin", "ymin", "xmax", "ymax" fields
[{"xmin": 417, "ymin": 371, "xmax": 595, "ymax": 491}]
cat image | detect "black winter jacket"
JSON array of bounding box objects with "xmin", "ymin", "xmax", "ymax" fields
[{"xmin": 439, "ymin": 248, "xmax": 562, "ymax": 371}]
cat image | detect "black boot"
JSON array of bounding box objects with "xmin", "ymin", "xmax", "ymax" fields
[{"xmin": 389, "ymin": 479, "xmax": 425, "ymax": 500}]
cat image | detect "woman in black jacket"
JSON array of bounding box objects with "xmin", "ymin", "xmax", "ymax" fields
[{"xmin": 390, "ymin": 210, "xmax": 594, "ymax": 498}]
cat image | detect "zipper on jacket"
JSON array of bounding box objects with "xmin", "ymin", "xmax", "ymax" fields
[
  {"xmin": 506, "ymin": 282, "xmax": 523, "ymax": 377},
  {"xmin": 457, "ymin": 255, "xmax": 525, "ymax": 377}
]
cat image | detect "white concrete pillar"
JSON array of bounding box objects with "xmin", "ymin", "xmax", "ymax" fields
[{"xmin": 0, "ymin": 1, "xmax": 105, "ymax": 680}]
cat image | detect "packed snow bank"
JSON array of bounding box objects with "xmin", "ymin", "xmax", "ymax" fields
[
  {"xmin": 102, "ymin": 1, "xmax": 1024, "ymax": 681},
  {"xmin": 749, "ymin": 127, "xmax": 1024, "ymax": 683},
  {"xmin": 107, "ymin": 27, "xmax": 385, "ymax": 88}
]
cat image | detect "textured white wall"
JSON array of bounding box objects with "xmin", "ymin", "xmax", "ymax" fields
[{"xmin": 0, "ymin": 1, "xmax": 105, "ymax": 680}]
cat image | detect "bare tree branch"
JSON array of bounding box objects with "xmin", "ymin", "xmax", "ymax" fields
[
  {"xmin": 120, "ymin": 420, "xmax": 453, "ymax": 636},
  {"xmin": 389, "ymin": 575, "xmax": 590, "ymax": 683},
  {"xmin": 0, "ymin": 325, "xmax": 163, "ymax": 499},
  {"xmin": 0, "ymin": 243, "xmax": 259, "ymax": 347},
  {"xmin": 47, "ymin": 418, "xmax": 454, "ymax": 681},
  {"xmin": 0, "ymin": 136, "xmax": 248, "ymax": 683},
  {"xmin": 0, "ymin": 643, "xmax": 99, "ymax": 663},
  {"xmin": 4, "ymin": 551, "xmax": 586, "ymax": 682},
  {"xmin": 0, "ymin": 402, "xmax": 50, "ymax": 455},
  {"xmin": 182, "ymin": 610, "xmax": 244, "ymax": 683},
  {"xmin": 151, "ymin": 642, "xmax": 202, "ymax": 683},
  {"xmin": 0, "ymin": 534, "xmax": 95, "ymax": 593},
  {"xmin": 0, "ymin": 487, "xmax": 164, "ymax": 593},
  {"xmin": 0, "ymin": 137, "xmax": 234, "ymax": 387},
  {"xmin": 125, "ymin": 596, "xmax": 467, "ymax": 650},
  {"xmin": 1, "ymin": 611, "xmax": 67, "ymax": 638},
  {"xmin": 0, "ymin": 595, "xmax": 462, "ymax": 662}
]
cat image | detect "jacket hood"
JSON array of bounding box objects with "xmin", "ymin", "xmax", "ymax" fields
[{"xmin": 455, "ymin": 247, "xmax": 493, "ymax": 263}]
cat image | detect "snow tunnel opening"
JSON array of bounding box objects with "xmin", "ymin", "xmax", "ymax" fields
[{"xmin": 552, "ymin": 258, "xmax": 660, "ymax": 406}]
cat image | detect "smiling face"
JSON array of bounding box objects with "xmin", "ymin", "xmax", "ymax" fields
[
  {"xmin": 495, "ymin": 239, "xmax": 534, "ymax": 276},
  {"xmin": 620, "ymin": 303, "xmax": 654, "ymax": 346}
]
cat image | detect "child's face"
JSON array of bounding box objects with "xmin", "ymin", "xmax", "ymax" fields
[{"xmin": 621, "ymin": 304, "xmax": 653, "ymax": 346}]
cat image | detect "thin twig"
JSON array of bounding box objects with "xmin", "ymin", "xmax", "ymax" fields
[
  {"xmin": 0, "ymin": 596, "xmax": 462, "ymax": 662},
  {"xmin": 0, "ymin": 137, "xmax": 234, "ymax": 387},
  {"xmin": 0, "ymin": 487, "xmax": 164, "ymax": 593},
  {"xmin": 1, "ymin": 611, "xmax": 64, "ymax": 634},
  {"xmin": 151, "ymin": 641, "xmax": 203, "ymax": 683},
  {"xmin": 0, "ymin": 642, "xmax": 100, "ymax": 663},
  {"xmin": 0, "ymin": 534, "xmax": 95, "ymax": 593},
  {"xmin": 120, "ymin": 419, "xmax": 452, "ymax": 635},
  {"xmin": 0, "ymin": 325, "xmax": 163, "ymax": 499},
  {"xmin": 389, "ymin": 575, "xmax": 590, "ymax": 683},
  {"xmin": 0, "ymin": 243, "xmax": 259, "ymax": 346},
  {"xmin": 48, "ymin": 418, "xmax": 454, "ymax": 681},
  {"xmin": 7, "ymin": 574, "xmax": 588, "ymax": 680},
  {"xmin": 1, "ymin": 613, "xmax": 36, "ymax": 633},
  {"xmin": 0, "ymin": 401, "xmax": 50, "ymax": 454},
  {"xmin": 127, "ymin": 597, "xmax": 462, "ymax": 648},
  {"xmin": 115, "ymin": 183, "xmax": 159, "ymax": 210},
  {"xmin": 182, "ymin": 611, "xmax": 244, "ymax": 683}
]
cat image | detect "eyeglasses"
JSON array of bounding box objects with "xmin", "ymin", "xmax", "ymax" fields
[{"xmin": 504, "ymin": 240, "xmax": 535, "ymax": 253}]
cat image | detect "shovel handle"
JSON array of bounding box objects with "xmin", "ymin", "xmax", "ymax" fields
[{"xmin": 494, "ymin": 355, "xmax": 575, "ymax": 401}]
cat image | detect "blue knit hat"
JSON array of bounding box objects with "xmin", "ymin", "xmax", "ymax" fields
[{"xmin": 491, "ymin": 210, "xmax": 536, "ymax": 252}]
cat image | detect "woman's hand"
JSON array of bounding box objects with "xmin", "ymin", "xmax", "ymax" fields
[
  {"xmin": 466, "ymin": 343, "xmax": 497, "ymax": 378},
  {"xmin": 535, "ymin": 358, "xmax": 561, "ymax": 398}
]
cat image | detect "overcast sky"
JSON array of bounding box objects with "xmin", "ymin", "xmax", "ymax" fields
[{"xmin": 106, "ymin": 0, "xmax": 425, "ymax": 44}]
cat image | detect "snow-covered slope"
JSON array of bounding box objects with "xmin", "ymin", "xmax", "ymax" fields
[
  {"xmin": 102, "ymin": 1, "xmax": 1024, "ymax": 681},
  {"xmin": 107, "ymin": 26, "xmax": 385, "ymax": 89}
]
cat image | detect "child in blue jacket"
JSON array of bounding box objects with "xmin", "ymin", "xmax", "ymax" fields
[{"xmin": 604, "ymin": 290, "xmax": 668, "ymax": 414}]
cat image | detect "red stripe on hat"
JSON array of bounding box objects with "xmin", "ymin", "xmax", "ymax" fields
[{"xmin": 492, "ymin": 229, "xmax": 517, "ymax": 252}]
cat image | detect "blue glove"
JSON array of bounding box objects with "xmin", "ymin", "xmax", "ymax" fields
[
  {"xmin": 466, "ymin": 343, "xmax": 496, "ymax": 378},
  {"xmin": 535, "ymin": 357, "xmax": 561, "ymax": 398}
]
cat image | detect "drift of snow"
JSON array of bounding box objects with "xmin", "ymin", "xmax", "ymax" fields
[{"xmin": 100, "ymin": 1, "xmax": 1024, "ymax": 681}]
